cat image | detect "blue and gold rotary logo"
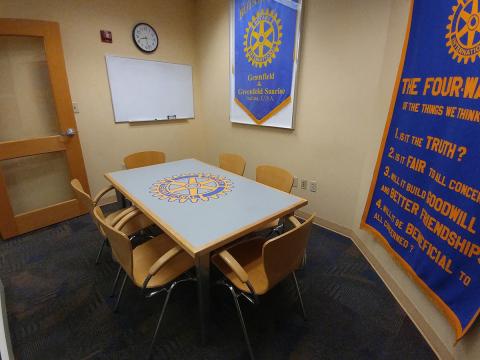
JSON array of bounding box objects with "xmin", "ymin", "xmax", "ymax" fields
[
  {"xmin": 446, "ymin": 0, "xmax": 480, "ymax": 64},
  {"xmin": 150, "ymin": 173, "xmax": 233, "ymax": 204},
  {"xmin": 244, "ymin": 8, "xmax": 283, "ymax": 68}
]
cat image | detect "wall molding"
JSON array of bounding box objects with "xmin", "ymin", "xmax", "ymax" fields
[{"xmin": 295, "ymin": 210, "xmax": 452, "ymax": 360}]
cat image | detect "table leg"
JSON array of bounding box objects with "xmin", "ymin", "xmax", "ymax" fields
[
  {"xmin": 195, "ymin": 253, "xmax": 210, "ymax": 345},
  {"xmin": 115, "ymin": 190, "xmax": 125, "ymax": 208},
  {"xmin": 115, "ymin": 190, "xmax": 130, "ymax": 208}
]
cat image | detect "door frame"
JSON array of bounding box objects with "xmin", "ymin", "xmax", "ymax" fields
[{"xmin": 0, "ymin": 19, "xmax": 89, "ymax": 239}]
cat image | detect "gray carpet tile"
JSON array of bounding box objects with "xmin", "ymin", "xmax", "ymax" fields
[{"xmin": 0, "ymin": 206, "xmax": 436, "ymax": 359}]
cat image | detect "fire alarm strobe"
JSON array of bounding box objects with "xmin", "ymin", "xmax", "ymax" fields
[{"xmin": 100, "ymin": 30, "xmax": 112, "ymax": 43}]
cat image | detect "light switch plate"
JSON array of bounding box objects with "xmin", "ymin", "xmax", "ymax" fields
[
  {"xmin": 301, "ymin": 179, "xmax": 308, "ymax": 190},
  {"xmin": 72, "ymin": 102, "xmax": 80, "ymax": 114}
]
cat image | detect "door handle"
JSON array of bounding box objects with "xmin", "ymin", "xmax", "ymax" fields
[{"xmin": 61, "ymin": 128, "xmax": 77, "ymax": 137}]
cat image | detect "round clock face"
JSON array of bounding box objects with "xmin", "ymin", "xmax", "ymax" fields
[{"xmin": 132, "ymin": 23, "xmax": 158, "ymax": 53}]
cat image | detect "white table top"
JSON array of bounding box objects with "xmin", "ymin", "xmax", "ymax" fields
[{"xmin": 105, "ymin": 159, "xmax": 307, "ymax": 256}]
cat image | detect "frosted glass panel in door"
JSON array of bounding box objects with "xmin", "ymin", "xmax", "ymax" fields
[
  {"xmin": 0, "ymin": 152, "xmax": 74, "ymax": 215},
  {"xmin": 0, "ymin": 36, "xmax": 59, "ymax": 142}
]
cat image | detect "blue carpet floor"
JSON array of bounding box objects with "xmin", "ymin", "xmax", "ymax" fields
[{"xmin": 0, "ymin": 208, "xmax": 436, "ymax": 359}]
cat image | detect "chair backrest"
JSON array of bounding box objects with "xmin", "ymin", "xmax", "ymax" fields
[
  {"xmin": 219, "ymin": 153, "xmax": 246, "ymax": 176},
  {"xmin": 93, "ymin": 206, "xmax": 134, "ymax": 277},
  {"xmin": 262, "ymin": 214, "xmax": 314, "ymax": 290},
  {"xmin": 71, "ymin": 179, "xmax": 108, "ymax": 237},
  {"xmin": 256, "ymin": 165, "xmax": 293, "ymax": 193},
  {"xmin": 71, "ymin": 179, "xmax": 94, "ymax": 213},
  {"xmin": 123, "ymin": 151, "xmax": 166, "ymax": 169}
]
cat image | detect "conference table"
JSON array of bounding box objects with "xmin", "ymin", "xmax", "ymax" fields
[{"xmin": 105, "ymin": 158, "xmax": 307, "ymax": 343}]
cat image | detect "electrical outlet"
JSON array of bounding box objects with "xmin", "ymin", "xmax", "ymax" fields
[
  {"xmin": 301, "ymin": 179, "xmax": 308, "ymax": 190},
  {"xmin": 293, "ymin": 176, "xmax": 298, "ymax": 188},
  {"xmin": 310, "ymin": 180, "xmax": 317, "ymax": 192},
  {"xmin": 72, "ymin": 102, "xmax": 80, "ymax": 114}
]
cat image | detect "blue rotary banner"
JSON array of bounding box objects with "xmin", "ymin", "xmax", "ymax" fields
[
  {"xmin": 363, "ymin": 0, "xmax": 480, "ymax": 339},
  {"xmin": 233, "ymin": 0, "xmax": 300, "ymax": 125}
]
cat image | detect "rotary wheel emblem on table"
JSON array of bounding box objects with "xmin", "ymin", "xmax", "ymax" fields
[{"xmin": 150, "ymin": 173, "xmax": 233, "ymax": 204}]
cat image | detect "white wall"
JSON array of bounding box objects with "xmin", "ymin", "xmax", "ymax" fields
[{"xmin": 0, "ymin": 280, "xmax": 14, "ymax": 360}]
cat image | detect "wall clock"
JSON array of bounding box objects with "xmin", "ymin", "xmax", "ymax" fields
[{"xmin": 132, "ymin": 23, "xmax": 158, "ymax": 53}]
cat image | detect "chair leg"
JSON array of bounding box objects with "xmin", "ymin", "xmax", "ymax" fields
[
  {"xmin": 145, "ymin": 277, "xmax": 196, "ymax": 358},
  {"xmin": 95, "ymin": 237, "xmax": 107, "ymax": 264},
  {"xmin": 299, "ymin": 250, "xmax": 307, "ymax": 270},
  {"xmin": 292, "ymin": 272, "xmax": 307, "ymax": 320},
  {"xmin": 146, "ymin": 282, "xmax": 175, "ymax": 360},
  {"xmin": 110, "ymin": 265, "xmax": 123, "ymax": 298},
  {"xmin": 113, "ymin": 272, "xmax": 128, "ymax": 313},
  {"xmin": 227, "ymin": 284, "xmax": 255, "ymax": 360}
]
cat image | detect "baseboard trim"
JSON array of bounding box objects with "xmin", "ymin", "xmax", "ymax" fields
[
  {"xmin": 295, "ymin": 210, "xmax": 352, "ymax": 238},
  {"xmin": 295, "ymin": 211, "xmax": 451, "ymax": 360}
]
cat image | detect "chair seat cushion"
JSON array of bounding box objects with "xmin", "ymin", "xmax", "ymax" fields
[
  {"xmin": 212, "ymin": 237, "xmax": 270, "ymax": 295},
  {"xmin": 132, "ymin": 234, "xmax": 194, "ymax": 288}
]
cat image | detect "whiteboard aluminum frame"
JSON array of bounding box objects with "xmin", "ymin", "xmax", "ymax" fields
[
  {"xmin": 105, "ymin": 55, "xmax": 195, "ymax": 123},
  {"xmin": 229, "ymin": 0, "xmax": 303, "ymax": 129}
]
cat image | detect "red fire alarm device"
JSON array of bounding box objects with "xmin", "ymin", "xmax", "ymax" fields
[{"xmin": 100, "ymin": 30, "xmax": 112, "ymax": 43}]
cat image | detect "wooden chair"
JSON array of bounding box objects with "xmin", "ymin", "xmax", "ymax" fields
[
  {"xmin": 219, "ymin": 153, "xmax": 246, "ymax": 176},
  {"xmin": 212, "ymin": 214, "xmax": 315, "ymax": 359},
  {"xmin": 123, "ymin": 151, "xmax": 166, "ymax": 169},
  {"xmin": 93, "ymin": 206, "xmax": 195, "ymax": 359},
  {"xmin": 255, "ymin": 165, "xmax": 294, "ymax": 233},
  {"xmin": 256, "ymin": 165, "xmax": 294, "ymax": 193},
  {"xmin": 70, "ymin": 179, "xmax": 153, "ymax": 264}
]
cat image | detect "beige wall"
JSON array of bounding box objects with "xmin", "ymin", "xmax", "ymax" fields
[
  {"xmin": 1, "ymin": 0, "xmax": 206, "ymax": 196},
  {"xmin": 2, "ymin": 0, "xmax": 480, "ymax": 357},
  {"xmin": 194, "ymin": 0, "xmax": 395, "ymax": 229},
  {"xmin": 193, "ymin": 0, "xmax": 480, "ymax": 358}
]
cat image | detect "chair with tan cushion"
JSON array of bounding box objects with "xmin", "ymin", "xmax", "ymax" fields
[
  {"xmin": 219, "ymin": 153, "xmax": 246, "ymax": 176},
  {"xmin": 212, "ymin": 213, "xmax": 314, "ymax": 359},
  {"xmin": 255, "ymin": 165, "xmax": 294, "ymax": 234},
  {"xmin": 123, "ymin": 151, "xmax": 166, "ymax": 169},
  {"xmin": 70, "ymin": 179, "xmax": 153, "ymax": 264},
  {"xmin": 93, "ymin": 206, "xmax": 195, "ymax": 359}
]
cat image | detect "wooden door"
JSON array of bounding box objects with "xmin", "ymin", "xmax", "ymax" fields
[{"xmin": 0, "ymin": 19, "xmax": 89, "ymax": 239}]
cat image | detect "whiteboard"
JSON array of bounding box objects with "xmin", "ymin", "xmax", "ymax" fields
[{"xmin": 105, "ymin": 55, "xmax": 194, "ymax": 123}]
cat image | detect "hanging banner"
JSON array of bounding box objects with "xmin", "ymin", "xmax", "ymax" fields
[
  {"xmin": 362, "ymin": 0, "xmax": 480, "ymax": 340},
  {"xmin": 230, "ymin": 0, "xmax": 302, "ymax": 128}
]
